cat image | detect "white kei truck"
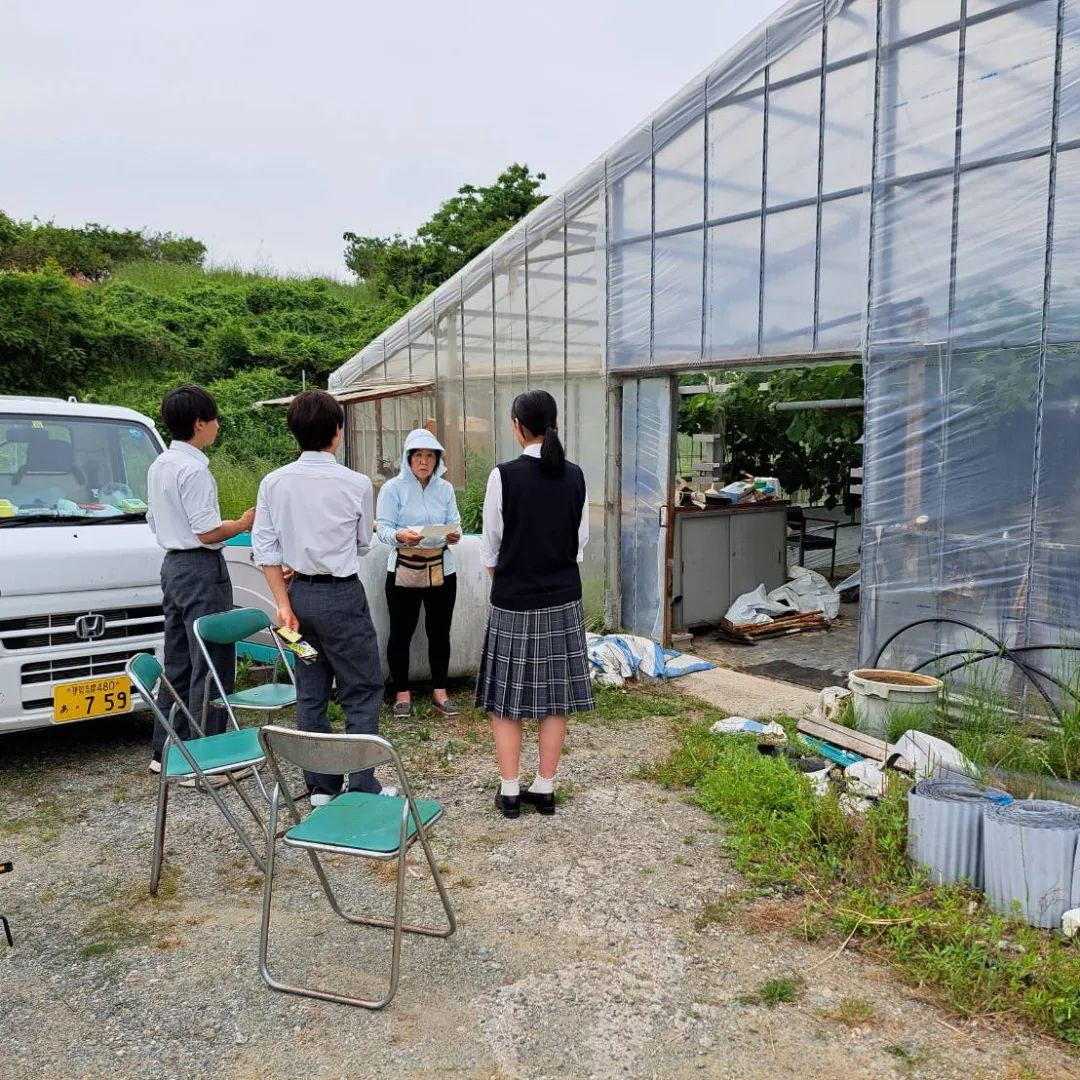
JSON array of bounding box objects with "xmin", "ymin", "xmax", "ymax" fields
[{"xmin": 0, "ymin": 396, "xmax": 167, "ymax": 733}]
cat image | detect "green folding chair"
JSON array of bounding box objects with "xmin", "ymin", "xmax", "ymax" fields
[
  {"xmin": 127, "ymin": 652, "xmax": 268, "ymax": 894},
  {"xmin": 193, "ymin": 607, "xmax": 297, "ymax": 730},
  {"xmin": 257, "ymin": 725, "xmax": 456, "ymax": 1009}
]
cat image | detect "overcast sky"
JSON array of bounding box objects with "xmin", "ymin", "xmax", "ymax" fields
[{"xmin": 3, "ymin": 0, "xmax": 774, "ymax": 279}]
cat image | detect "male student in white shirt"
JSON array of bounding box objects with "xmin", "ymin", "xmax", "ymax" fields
[
  {"xmin": 251, "ymin": 389, "xmax": 391, "ymax": 803},
  {"xmin": 146, "ymin": 386, "xmax": 255, "ymax": 772}
]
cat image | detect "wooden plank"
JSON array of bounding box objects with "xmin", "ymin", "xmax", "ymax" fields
[{"xmin": 797, "ymin": 715, "xmax": 913, "ymax": 772}]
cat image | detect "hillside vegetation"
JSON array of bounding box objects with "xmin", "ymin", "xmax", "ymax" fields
[{"xmin": 0, "ymin": 166, "xmax": 547, "ymax": 511}]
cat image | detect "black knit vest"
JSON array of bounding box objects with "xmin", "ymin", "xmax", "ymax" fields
[{"xmin": 490, "ymin": 455, "xmax": 586, "ymax": 611}]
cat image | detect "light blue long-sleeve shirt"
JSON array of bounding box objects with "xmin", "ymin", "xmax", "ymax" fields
[{"xmin": 375, "ymin": 429, "xmax": 462, "ymax": 575}]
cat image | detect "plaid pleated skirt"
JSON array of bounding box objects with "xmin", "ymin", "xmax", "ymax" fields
[{"xmin": 474, "ymin": 599, "xmax": 596, "ymax": 719}]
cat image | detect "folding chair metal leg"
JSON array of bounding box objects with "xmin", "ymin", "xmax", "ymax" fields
[
  {"xmin": 149, "ymin": 772, "xmax": 170, "ymax": 895},
  {"xmin": 259, "ymin": 799, "xmax": 455, "ymax": 1010},
  {"xmin": 411, "ymin": 815, "xmax": 457, "ymax": 939},
  {"xmin": 251, "ymin": 763, "xmax": 271, "ymax": 804},
  {"xmin": 305, "ymin": 825, "xmax": 456, "ymax": 939},
  {"xmin": 225, "ymin": 771, "xmax": 270, "ymax": 838},
  {"xmin": 259, "ymin": 796, "xmax": 397, "ymax": 1009},
  {"xmin": 199, "ymin": 778, "xmax": 266, "ymax": 874}
]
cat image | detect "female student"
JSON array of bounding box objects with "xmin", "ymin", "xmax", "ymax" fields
[
  {"xmin": 476, "ymin": 389, "xmax": 594, "ymax": 818},
  {"xmin": 376, "ymin": 429, "xmax": 462, "ymax": 718}
]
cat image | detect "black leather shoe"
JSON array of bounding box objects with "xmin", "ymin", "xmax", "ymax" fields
[
  {"xmin": 521, "ymin": 790, "xmax": 556, "ymax": 815},
  {"xmin": 495, "ymin": 792, "xmax": 520, "ymax": 818}
]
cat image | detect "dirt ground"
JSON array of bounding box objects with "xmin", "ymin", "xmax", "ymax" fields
[{"xmin": 1, "ymin": 693, "xmax": 1077, "ymax": 1080}]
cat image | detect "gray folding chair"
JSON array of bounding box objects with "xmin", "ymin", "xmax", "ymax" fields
[
  {"xmin": 257, "ymin": 725, "xmax": 456, "ymax": 1009},
  {"xmin": 127, "ymin": 652, "xmax": 268, "ymax": 894}
]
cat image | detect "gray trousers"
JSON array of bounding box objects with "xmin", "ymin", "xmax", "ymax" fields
[
  {"xmin": 154, "ymin": 548, "xmax": 235, "ymax": 753},
  {"xmin": 290, "ymin": 577, "xmax": 384, "ymax": 796}
]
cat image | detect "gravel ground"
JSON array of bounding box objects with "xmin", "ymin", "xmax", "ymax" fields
[{"xmin": 1, "ymin": 696, "xmax": 1077, "ymax": 1080}]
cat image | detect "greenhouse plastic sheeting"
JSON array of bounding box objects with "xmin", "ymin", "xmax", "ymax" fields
[
  {"xmin": 330, "ymin": 0, "xmax": 1080, "ymax": 674},
  {"xmin": 621, "ymin": 378, "xmax": 674, "ymax": 642},
  {"xmin": 862, "ymin": 0, "xmax": 1080, "ymax": 692}
]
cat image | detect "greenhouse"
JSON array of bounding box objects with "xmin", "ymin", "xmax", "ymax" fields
[{"xmin": 329, "ymin": 0, "xmax": 1080, "ymax": 680}]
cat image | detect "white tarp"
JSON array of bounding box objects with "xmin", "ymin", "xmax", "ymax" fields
[
  {"xmin": 586, "ymin": 632, "xmax": 714, "ymax": 687},
  {"xmin": 724, "ymin": 566, "xmax": 840, "ymax": 626}
]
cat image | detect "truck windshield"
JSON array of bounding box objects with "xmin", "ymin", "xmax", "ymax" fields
[{"xmin": 0, "ymin": 414, "xmax": 161, "ymax": 521}]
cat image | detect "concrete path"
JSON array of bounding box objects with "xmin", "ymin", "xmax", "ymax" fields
[{"xmin": 677, "ymin": 664, "xmax": 819, "ymax": 718}]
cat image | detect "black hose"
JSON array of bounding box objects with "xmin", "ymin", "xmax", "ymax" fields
[{"xmin": 874, "ymin": 617, "xmax": 1070, "ymax": 721}]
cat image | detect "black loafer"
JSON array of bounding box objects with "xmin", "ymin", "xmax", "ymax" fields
[
  {"xmin": 494, "ymin": 792, "xmax": 520, "ymax": 819},
  {"xmin": 521, "ymin": 790, "xmax": 556, "ymax": 815}
]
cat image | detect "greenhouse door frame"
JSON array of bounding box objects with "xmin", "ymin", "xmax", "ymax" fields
[{"xmin": 609, "ymin": 352, "xmax": 861, "ymax": 646}]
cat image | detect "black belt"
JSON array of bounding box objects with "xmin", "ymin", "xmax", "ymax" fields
[{"xmin": 291, "ymin": 571, "xmax": 358, "ymax": 584}]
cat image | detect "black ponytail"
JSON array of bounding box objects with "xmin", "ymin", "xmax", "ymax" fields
[
  {"xmin": 512, "ymin": 389, "xmax": 565, "ymax": 476},
  {"xmin": 540, "ymin": 424, "xmax": 565, "ymax": 475}
]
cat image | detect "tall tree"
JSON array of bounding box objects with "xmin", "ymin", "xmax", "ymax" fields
[{"xmin": 343, "ymin": 163, "xmax": 546, "ymax": 299}]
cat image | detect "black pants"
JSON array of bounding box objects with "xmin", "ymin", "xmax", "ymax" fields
[
  {"xmin": 154, "ymin": 548, "xmax": 234, "ymax": 753},
  {"xmin": 384, "ymin": 571, "xmax": 457, "ymax": 692},
  {"xmin": 290, "ymin": 576, "xmax": 383, "ymax": 796}
]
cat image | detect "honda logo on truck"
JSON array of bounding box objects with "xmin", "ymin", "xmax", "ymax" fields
[{"xmin": 74, "ymin": 614, "xmax": 107, "ymax": 641}]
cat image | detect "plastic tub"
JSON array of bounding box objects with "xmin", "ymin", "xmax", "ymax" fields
[{"xmin": 848, "ymin": 668, "xmax": 943, "ymax": 739}]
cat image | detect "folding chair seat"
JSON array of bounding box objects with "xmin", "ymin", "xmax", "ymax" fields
[
  {"xmin": 163, "ymin": 727, "xmax": 263, "ymax": 779},
  {"xmin": 193, "ymin": 607, "xmax": 297, "ymax": 729},
  {"xmin": 126, "ymin": 652, "xmax": 268, "ymax": 895},
  {"xmin": 257, "ymin": 725, "xmax": 456, "ymax": 1010}
]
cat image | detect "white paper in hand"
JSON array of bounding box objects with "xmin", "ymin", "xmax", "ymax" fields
[{"xmin": 420, "ymin": 524, "xmax": 456, "ymax": 540}]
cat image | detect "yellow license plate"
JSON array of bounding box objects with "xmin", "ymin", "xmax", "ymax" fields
[{"xmin": 52, "ymin": 675, "xmax": 134, "ymax": 723}]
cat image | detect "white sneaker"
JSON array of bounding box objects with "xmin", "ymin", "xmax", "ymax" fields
[
  {"xmin": 379, "ymin": 786, "xmax": 399, "ymax": 798},
  {"xmin": 148, "ymin": 756, "xmax": 161, "ymax": 774},
  {"xmin": 310, "ymin": 793, "xmax": 334, "ymax": 807}
]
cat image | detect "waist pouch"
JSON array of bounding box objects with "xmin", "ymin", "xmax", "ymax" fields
[{"xmin": 395, "ymin": 548, "xmax": 444, "ymax": 588}]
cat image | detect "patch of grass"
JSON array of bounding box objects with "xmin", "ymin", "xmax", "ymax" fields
[
  {"xmin": 656, "ymin": 721, "xmax": 1080, "ymax": 1046},
  {"xmin": 884, "ymin": 1043, "xmax": 930, "ymax": 1068},
  {"xmin": 693, "ymin": 894, "xmax": 744, "ymax": 930},
  {"xmin": 0, "ymin": 796, "xmax": 74, "ymax": 851},
  {"xmin": 78, "ymin": 868, "xmax": 184, "ymax": 959},
  {"xmin": 834, "ymin": 697, "xmax": 857, "ymax": 729},
  {"xmin": 673, "ymin": 854, "xmax": 689, "ymax": 866},
  {"xmin": 589, "ymin": 683, "xmax": 691, "ymax": 727},
  {"xmin": 739, "ymin": 975, "xmax": 805, "ymax": 1007},
  {"xmin": 379, "ymin": 689, "xmax": 489, "ymax": 776},
  {"xmin": 455, "ymin": 876, "xmax": 476, "ymax": 889},
  {"xmin": 553, "ymin": 782, "xmax": 577, "ymax": 806},
  {"xmin": 737, "ymin": 897, "xmax": 814, "ymax": 937},
  {"xmin": 822, "ymin": 995, "xmax": 878, "ymax": 1027}
]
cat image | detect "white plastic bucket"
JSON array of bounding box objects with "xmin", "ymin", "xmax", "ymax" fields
[{"xmin": 848, "ymin": 669, "xmax": 943, "ymax": 740}]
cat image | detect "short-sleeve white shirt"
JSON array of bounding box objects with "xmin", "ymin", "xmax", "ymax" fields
[{"xmin": 146, "ymin": 441, "xmax": 224, "ymax": 551}]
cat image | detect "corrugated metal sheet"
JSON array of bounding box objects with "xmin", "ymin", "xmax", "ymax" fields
[
  {"xmin": 983, "ymin": 801, "xmax": 1080, "ymax": 929},
  {"xmin": 907, "ymin": 779, "xmax": 1011, "ymax": 890}
]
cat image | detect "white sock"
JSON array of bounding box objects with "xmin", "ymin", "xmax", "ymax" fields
[
  {"xmin": 500, "ymin": 777, "xmax": 520, "ymax": 797},
  {"xmin": 529, "ymin": 774, "xmax": 555, "ymax": 795}
]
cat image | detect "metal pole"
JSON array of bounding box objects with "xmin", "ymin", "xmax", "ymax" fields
[{"xmin": 1022, "ymin": 0, "xmax": 1067, "ymax": 648}]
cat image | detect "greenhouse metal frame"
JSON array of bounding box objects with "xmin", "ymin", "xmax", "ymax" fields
[{"xmin": 331, "ymin": 0, "xmax": 1080, "ymax": 677}]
